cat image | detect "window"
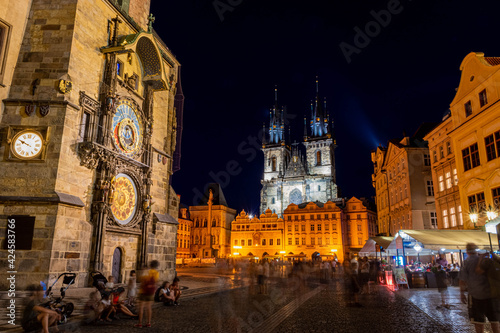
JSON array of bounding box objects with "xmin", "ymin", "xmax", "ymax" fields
[
  {"xmin": 248, "ymin": 239, "xmax": 252, "ymax": 246},
  {"xmin": 439, "ymin": 146, "xmax": 444, "ymax": 159},
  {"xmin": 302, "ymin": 237, "xmax": 306, "ymax": 245},
  {"xmin": 462, "ymin": 143, "xmax": 480, "ymax": 171},
  {"xmin": 485, "ymin": 131, "xmax": 500, "ymax": 162},
  {"xmin": 430, "ymin": 212, "xmax": 437, "ymax": 229},
  {"xmin": 316, "ymin": 151, "xmax": 322, "ymax": 166},
  {"xmin": 0, "ymin": 20, "xmax": 11, "ymax": 84},
  {"xmin": 446, "ymin": 142, "xmax": 452, "ymax": 155},
  {"xmin": 479, "ymin": 89, "xmax": 488, "ymax": 107},
  {"xmin": 357, "ymin": 214, "xmax": 361, "ymax": 219},
  {"xmin": 287, "ymin": 216, "xmax": 291, "ymax": 221},
  {"xmin": 453, "ymin": 169, "xmax": 458, "ymax": 185},
  {"xmin": 117, "ymin": 0, "xmax": 130, "ymax": 13},
  {"xmin": 301, "ymin": 225, "xmax": 305, "ymax": 232},
  {"xmin": 458, "ymin": 205, "xmax": 463, "ymax": 226},
  {"xmin": 468, "ymin": 192, "xmax": 485, "ymax": 212},
  {"xmin": 241, "ymin": 239, "xmax": 245, "ymax": 246},
  {"xmin": 295, "ymin": 224, "xmax": 299, "ymax": 232},
  {"xmin": 262, "ymin": 239, "xmax": 266, "ymax": 246},
  {"xmin": 318, "ymin": 185, "xmax": 321, "ymax": 191},
  {"xmin": 325, "ymin": 224, "xmax": 329, "ymax": 231},
  {"xmin": 277, "ymin": 239, "xmax": 281, "ymax": 246},
  {"xmin": 332, "ymin": 213, "xmax": 337, "ymax": 219},
  {"xmin": 287, "ymin": 225, "xmax": 292, "ymax": 232},
  {"xmin": 272, "ymin": 197, "xmax": 275, "ymax": 204},
  {"xmin": 424, "ymin": 154, "xmax": 431, "ymax": 166},
  {"xmin": 311, "ymin": 237, "xmax": 315, "ymax": 245},
  {"xmin": 294, "ymin": 215, "xmax": 298, "ymax": 221},
  {"xmin": 450, "ymin": 207, "xmax": 457, "ymax": 227},
  {"xmin": 465, "ymin": 101, "xmax": 473, "ymax": 117},
  {"xmin": 234, "ymin": 240, "xmax": 238, "ymax": 245},
  {"xmin": 301, "ymin": 215, "xmax": 305, "ymax": 220},
  {"xmin": 295, "ymin": 238, "xmax": 299, "ymax": 245},
  {"xmin": 493, "ymin": 187, "xmax": 500, "ymax": 206},
  {"xmin": 433, "ymin": 150, "xmax": 437, "ymax": 163},
  {"xmin": 445, "ymin": 172, "xmax": 452, "ymax": 189},
  {"xmin": 318, "ymin": 237, "xmax": 322, "ymax": 245},
  {"xmin": 357, "ymin": 224, "xmax": 362, "ymax": 231},
  {"xmin": 317, "ymin": 214, "xmax": 321, "ymax": 220},
  {"xmin": 324, "ymin": 214, "xmax": 329, "ymax": 219},
  {"xmin": 426, "ymin": 180, "xmax": 434, "ymax": 196},
  {"xmin": 442, "ymin": 209, "xmax": 449, "ymax": 228},
  {"xmin": 288, "ymin": 238, "xmax": 292, "ymax": 245},
  {"xmin": 78, "ymin": 111, "xmax": 92, "ymax": 142},
  {"xmin": 270, "ymin": 239, "xmax": 273, "ymax": 245},
  {"xmin": 310, "ymin": 214, "xmax": 315, "ymax": 220},
  {"xmin": 358, "ymin": 238, "xmax": 363, "ymax": 245},
  {"xmin": 332, "ymin": 223, "xmax": 337, "ymax": 231},
  {"xmin": 272, "ymin": 156, "xmax": 277, "ymax": 171},
  {"xmin": 317, "ymin": 224, "xmax": 321, "ymax": 231},
  {"xmin": 310, "ymin": 224, "xmax": 315, "ymax": 231},
  {"xmin": 117, "ymin": 60, "xmax": 124, "ymax": 77}
]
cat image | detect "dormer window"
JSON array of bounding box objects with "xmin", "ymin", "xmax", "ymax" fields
[{"xmin": 479, "ymin": 89, "xmax": 488, "ymax": 107}]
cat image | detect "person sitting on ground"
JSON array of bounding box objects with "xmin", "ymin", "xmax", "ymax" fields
[
  {"xmin": 100, "ymin": 292, "xmax": 116, "ymax": 322},
  {"xmin": 156, "ymin": 281, "xmax": 175, "ymax": 304},
  {"xmin": 112, "ymin": 287, "xmax": 138, "ymax": 318},
  {"xmin": 22, "ymin": 284, "xmax": 61, "ymax": 333},
  {"xmin": 84, "ymin": 290, "xmax": 103, "ymax": 324},
  {"xmin": 169, "ymin": 278, "xmax": 182, "ymax": 305}
]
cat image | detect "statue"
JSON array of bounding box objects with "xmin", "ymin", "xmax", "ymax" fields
[
  {"xmin": 208, "ymin": 189, "xmax": 214, "ymax": 205},
  {"xmin": 147, "ymin": 13, "xmax": 155, "ymax": 33}
]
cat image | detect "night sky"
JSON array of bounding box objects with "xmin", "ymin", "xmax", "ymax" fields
[{"xmin": 151, "ymin": 0, "xmax": 500, "ymax": 213}]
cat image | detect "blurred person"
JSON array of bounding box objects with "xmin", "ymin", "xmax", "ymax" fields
[
  {"xmin": 135, "ymin": 260, "xmax": 159, "ymax": 328},
  {"xmin": 344, "ymin": 260, "xmax": 362, "ymax": 307},
  {"xmin": 459, "ymin": 243, "xmax": 500, "ymax": 333},
  {"xmin": 360, "ymin": 257, "xmax": 370, "ymax": 294},
  {"xmin": 127, "ymin": 270, "xmax": 137, "ymax": 306},
  {"xmin": 22, "ymin": 284, "xmax": 61, "ymax": 333},
  {"xmin": 169, "ymin": 277, "xmax": 182, "ymax": 305},
  {"xmin": 436, "ymin": 265, "xmax": 450, "ymax": 309}
]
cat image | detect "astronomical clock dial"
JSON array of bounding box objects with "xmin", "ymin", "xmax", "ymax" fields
[
  {"xmin": 11, "ymin": 130, "xmax": 44, "ymax": 160},
  {"xmin": 110, "ymin": 173, "xmax": 138, "ymax": 225},
  {"xmin": 112, "ymin": 100, "xmax": 143, "ymax": 157}
]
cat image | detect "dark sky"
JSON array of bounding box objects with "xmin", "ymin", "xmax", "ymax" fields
[{"xmin": 151, "ymin": 0, "xmax": 500, "ymax": 214}]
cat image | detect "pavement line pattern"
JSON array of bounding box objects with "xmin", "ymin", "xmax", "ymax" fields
[{"xmin": 253, "ymin": 286, "xmax": 323, "ymax": 333}]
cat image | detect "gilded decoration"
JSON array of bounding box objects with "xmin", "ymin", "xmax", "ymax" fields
[{"xmin": 110, "ymin": 173, "xmax": 138, "ymax": 224}]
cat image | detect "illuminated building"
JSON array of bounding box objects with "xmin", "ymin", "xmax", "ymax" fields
[
  {"xmin": 423, "ymin": 114, "xmax": 463, "ymax": 229},
  {"xmin": 177, "ymin": 206, "xmax": 192, "ymax": 259},
  {"xmin": 371, "ymin": 125, "xmax": 437, "ymax": 235},
  {"xmin": 260, "ymin": 80, "xmax": 338, "ymax": 216},
  {"xmin": 190, "ymin": 184, "xmax": 237, "ymax": 258},
  {"xmin": 447, "ymin": 52, "xmax": 500, "ymax": 229},
  {"xmin": 0, "ymin": 0, "xmax": 182, "ymax": 287}
]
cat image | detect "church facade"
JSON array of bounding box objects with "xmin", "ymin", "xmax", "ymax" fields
[
  {"xmin": 0, "ymin": 0, "xmax": 182, "ymax": 288},
  {"xmin": 260, "ymin": 81, "xmax": 338, "ymax": 216}
]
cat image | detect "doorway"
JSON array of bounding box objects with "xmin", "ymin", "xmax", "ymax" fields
[{"xmin": 112, "ymin": 247, "xmax": 122, "ymax": 283}]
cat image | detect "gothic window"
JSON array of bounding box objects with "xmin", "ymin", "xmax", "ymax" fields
[
  {"xmin": 316, "ymin": 151, "xmax": 322, "ymax": 166},
  {"xmin": 289, "ymin": 189, "xmax": 302, "ymax": 205},
  {"xmin": 272, "ymin": 156, "xmax": 277, "ymax": 171},
  {"xmin": 271, "ymin": 197, "xmax": 275, "ymax": 204},
  {"xmin": 318, "ymin": 185, "xmax": 321, "ymax": 191},
  {"xmin": 116, "ymin": 0, "xmax": 130, "ymax": 14},
  {"xmin": 0, "ymin": 19, "xmax": 11, "ymax": 84},
  {"xmin": 117, "ymin": 60, "xmax": 124, "ymax": 77}
]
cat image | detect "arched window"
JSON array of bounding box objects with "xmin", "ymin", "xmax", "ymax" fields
[
  {"xmin": 195, "ymin": 218, "xmax": 199, "ymax": 228},
  {"xmin": 203, "ymin": 219, "xmax": 207, "ymax": 227},
  {"xmin": 272, "ymin": 156, "xmax": 277, "ymax": 171},
  {"xmin": 316, "ymin": 151, "xmax": 322, "ymax": 166},
  {"xmin": 272, "ymin": 197, "xmax": 275, "ymax": 204}
]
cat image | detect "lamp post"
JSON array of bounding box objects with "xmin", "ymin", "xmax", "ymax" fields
[
  {"xmin": 414, "ymin": 244, "xmax": 422, "ymax": 263},
  {"xmin": 469, "ymin": 210, "xmax": 479, "ymax": 230},
  {"xmin": 486, "ymin": 205, "xmax": 498, "ymax": 252}
]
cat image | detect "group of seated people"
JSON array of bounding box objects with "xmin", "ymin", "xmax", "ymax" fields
[
  {"xmin": 85, "ymin": 275, "xmax": 139, "ymax": 323},
  {"xmin": 154, "ymin": 277, "xmax": 182, "ymax": 305}
]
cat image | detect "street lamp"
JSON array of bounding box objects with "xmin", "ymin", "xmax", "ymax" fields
[
  {"xmin": 469, "ymin": 209, "xmax": 479, "ymax": 229},
  {"xmin": 414, "ymin": 244, "xmax": 422, "ymax": 263},
  {"xmin": 486, "ymin": 205, "xmax": 498, "ymax": 252}
]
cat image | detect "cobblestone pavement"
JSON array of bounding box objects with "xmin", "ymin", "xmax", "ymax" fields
[{"xmin": 70, "ymin": 277, "xmax": 483, "ymax": 333}]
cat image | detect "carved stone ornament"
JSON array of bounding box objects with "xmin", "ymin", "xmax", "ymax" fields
[
  {"xmin": 78, "ymin": 142, "xmax": 102, "ymax": 169},
  {"xmin": 79, "ymin": 92, "xmax": 101, "ymax": 112},
  {"xmin": 25, "ymin": 104, "xmax": 36, "ymax": 117},
  {"xmin": 39, "ymin": 105, "xmax": 50, "ymax": 117}
]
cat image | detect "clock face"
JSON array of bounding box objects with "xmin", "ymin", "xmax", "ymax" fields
[
  {"xmin": 110, "ymin": 173, "xmax": 138, "ymax": 225},
  {"xmin": 112, "ymin": 100, "xmax": 143, "ymax": 157},
  {"xmin": 11, "ymin": 130, "xmax": 44, "ymax": 159}
]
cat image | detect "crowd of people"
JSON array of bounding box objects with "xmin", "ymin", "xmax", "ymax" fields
[{"xmin": 19, "ymin": 244, "xmax": 500, "ymax": 332}]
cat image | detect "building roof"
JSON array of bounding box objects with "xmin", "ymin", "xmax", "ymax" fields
[{"xmin": 484, "ymin": 57, "xmax": 500, "ymax": 66}]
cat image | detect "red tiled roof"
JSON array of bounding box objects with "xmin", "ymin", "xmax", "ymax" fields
[{"xmin": 484, "ymin": 57, "xmax": 500, "ymax": 66}]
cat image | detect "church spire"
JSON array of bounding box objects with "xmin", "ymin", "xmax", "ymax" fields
[
  {"xmin": 309, "ymin": 76, "xmax": 329, "ymax": 138},
  {"xmin": 268, "ymin": 85, "xmax": 285, "ymax": 145}
]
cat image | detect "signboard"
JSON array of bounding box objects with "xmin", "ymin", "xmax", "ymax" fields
[{"xmin": 394, "ymin": 267, "xmax": 409, "ymax": 288}]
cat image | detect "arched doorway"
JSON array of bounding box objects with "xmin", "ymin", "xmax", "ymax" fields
[
  {"xmin": 312, "ymin": 251, "xmax": 320, "ymax": 261},
  {"xmin": 112, "ymin": 247, "xmax": 122, "ymax": 283}
]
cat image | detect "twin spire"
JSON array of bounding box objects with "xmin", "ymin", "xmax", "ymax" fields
[{"xmin": 264, "ymin": 77, "xmax": 332, "ymax": 146}]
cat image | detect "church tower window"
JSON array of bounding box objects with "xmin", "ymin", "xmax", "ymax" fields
[
  {"xmin": 272, "ymin": 197, "xmax": 275, "ymax": 204},
  {"xmin": 316, "ymin": 151, "xmax": 322, "ymax": 166},
  {"xmin": 272, "ymin": 156, "xmax": 277, "ymax": 171}
]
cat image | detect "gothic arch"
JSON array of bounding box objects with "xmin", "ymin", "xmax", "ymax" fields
[
  {"xmin": 289, "ymin": 188, "xmax": 302, "ymax": 205},
  {"xmin": 316, "ymin": 150, "xmax": 322, "ymax": 166}
]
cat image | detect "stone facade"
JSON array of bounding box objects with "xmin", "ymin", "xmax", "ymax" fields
[
  {"xmin": 261, "ymin": 83, "xmax": 337, "ymax": 216},
  {"xmin": 371, "ymin": 126, "xmax": 437, "ymax": 236},
  {"xmin": 0, "ymin": 0, "xmax": 181, "ymax": 288}
]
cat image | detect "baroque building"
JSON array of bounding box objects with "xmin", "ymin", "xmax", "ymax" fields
[
  {"xmin": 189, "ymin": 184, "xmax": 237, "ymax": 258},
  {"xmin": 423, "ymin": 113, "xmax": 463, "ymax": 229},
  {"xmin": 260, "ymin": 80, "xmax": 338, "ymax": 216},
  {"xmin": 0, "ymin": 0, "xmax": 182, "ymax": 287},
  {"xmin": 176, "ymin": 205, "xmax": 192, "ymax": 259},
  {"xmin": 371, "ymin": 125, "xmax": 437, "ymax": 236},
  {"xmin": 447, "ymin": 52, "xmax": 500, "ymax": 229}
]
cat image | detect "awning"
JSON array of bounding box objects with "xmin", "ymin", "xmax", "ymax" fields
[
  {"xmin": 359, "ymin": 236, "xmax": 394, "ymax": 257},
  {"xmin": 485, "ymin": 217, "xmax": 500, "ymax": 234},
  {"xmin": 393, "ymin": 229, "xmax": 498, "ymax": 252}
]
